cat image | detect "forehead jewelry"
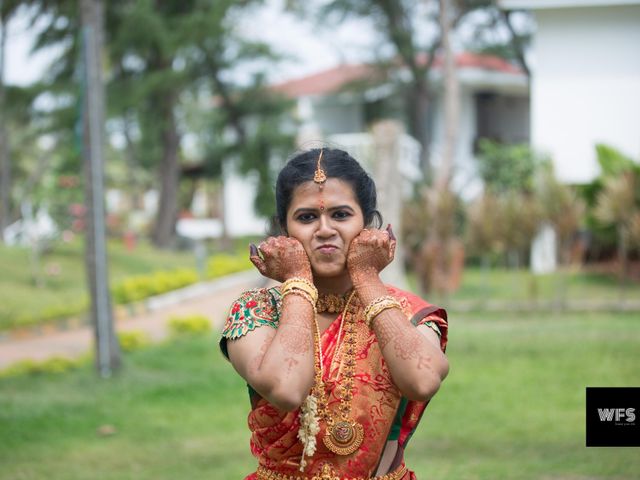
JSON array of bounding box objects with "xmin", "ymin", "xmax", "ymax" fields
[{"xmin": 313, "ymin": 149, "xmax": 327, "ymax": 211}]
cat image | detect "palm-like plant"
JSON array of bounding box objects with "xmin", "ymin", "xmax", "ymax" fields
[
  {"xmin": 466, "ymin": 192, "xmax": 504, "ymax": 261},
  {"xmin": 402, "ymin": 187, "xmax": 464, "ymax": 297},
  {"xmin": 537, "ymin": 164, "xmax": 586, "ymax": 265},
  {"xmin": 500, "ymin": 192, "xmax": 542, "ymax": 268},
  {"xmin": 594, "ymin": 170, "xmax": 639, "ymax": 283}
]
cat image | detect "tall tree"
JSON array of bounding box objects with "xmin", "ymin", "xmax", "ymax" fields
[
  {"xmin": 109, "ymin": 0, "xmax": 292, "ymax": 246},
  {"xmin": 0, "ymin": 0, "xmax": 19, "ymax": 241},
  {"xmin": 107, "ymin": 0, "xmax": 192, "ymax": 248},
  {"xmin": 25, "ymin": 0, "xmax": 292, "ymax": 249}
]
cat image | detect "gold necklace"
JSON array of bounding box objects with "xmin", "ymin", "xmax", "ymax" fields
[
  {"xmin": 316, "ymin": 290, "xmax": 364, "ymax": 456},
  {"xmin": 316, "ymin": 292, "xmax": 349, "ymax": 314}
]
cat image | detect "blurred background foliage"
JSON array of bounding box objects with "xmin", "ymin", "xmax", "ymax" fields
[{"xmin": 0, "ymin": 0, "xmax": 638, "ymax": 331}]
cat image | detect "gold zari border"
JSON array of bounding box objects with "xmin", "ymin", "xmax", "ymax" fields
[{"xmin": 256, "ymin": 463, "xmax": 408, "ymax": 480}]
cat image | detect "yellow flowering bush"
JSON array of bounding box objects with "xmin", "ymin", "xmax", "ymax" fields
[
  {"xmin": 111, "ymin": 269, "xmax": 199, "ymax": 304},
  {"xmin": 206, "ymin": 254, "xmax": 252, "ymax": 278},
  {"xmin": 167, "ymin": 315, "xmax": 211, "ymax": 336},
  {"xmin": 0, "ymin": 356, "xmax": 82, "ymax": 378},
  {"xmin": 117, "ymin": 330, "xmax": 149, "ymax": 352}
]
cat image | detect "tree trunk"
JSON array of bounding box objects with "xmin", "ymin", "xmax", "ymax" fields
[
  {"xmin": 407, "ymin": 81, "xmax": 432, "ymax": 181},
  {"xmin": 151, "ymin": 92, "xmax": 180, "ymax": 249},
  {"xmin": 419, "ymin": 0, "xmax": 461, "ymax": 299},
  {"xmin": 437, "ymin": 0, "xmax": 458, "ymax": 191},
  {"xmin": 122, "ymin": 112, "xmax": 142, "ymax": 209},
  {"xmin": 80, "ymin": 0, "xmax": 121, "ymax": 376},
  {"xmin": 372, "ymin": 119, "xmax": 407, "ymax": 289},
  {"xmin": 501, "ymin": 10, "xmax": 530, "ymax": 79},
  {"xmin": 0, "ymin": 10, "xmax": 10, "ymax": 242}
]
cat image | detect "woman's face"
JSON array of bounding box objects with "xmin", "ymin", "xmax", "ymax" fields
[{"xmin": 286, "ymin": 178, "xmax": 365, "ymax": 280}]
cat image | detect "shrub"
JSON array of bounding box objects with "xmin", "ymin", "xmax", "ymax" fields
[
  {"xmin": 111, "ymin": 269, "xmax": 199, "ymax": 304},
  {"xmin": 167, "ymin": 315, "xmax": 211, "ymax": 336},
  {"xmin": 0, "ymin": 356, "xmax": 81, "ymax": 378},
  {"xmin": 206, "ymin": 254, "xmax": 252, "ymax": 279},
  {"xmin": 117, "ymin": 330, "xmax": 149, "ymax": 352}
]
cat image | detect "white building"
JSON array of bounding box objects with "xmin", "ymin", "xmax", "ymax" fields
[
  {"xmin": 220, "ymin": 52, "xmax": 530, "ymax": 237},
  {"xmin": 272, "ymin": 52, "xmax": 529, "ymax": 196},
  {"xmin": 500, "ymin": 0, "xmax": 640, "ymax": 183}
]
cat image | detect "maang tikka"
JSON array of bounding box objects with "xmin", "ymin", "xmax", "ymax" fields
[{"xmin": 314, "ymin": 149, "xmax": 327, "ymax": 211}]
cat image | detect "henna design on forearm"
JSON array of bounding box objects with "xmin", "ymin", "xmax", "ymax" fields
[
  {"xmin": 393, "ymin": 330, "xmax": 422, "ymax": 361},
  {"xmin": 283, "ymin": 356, "xmax": 300, "ymax": 377},
  {"xmin": 374, "ymin": 311, "xmax": 437, "ymax": 373},
  {"xmin": 248, "ymin": 331, "xmax": 275, "ymax": 374},
  {"xmin": 277, "ymin": 323, "xmax": 312, "ymax": 355},
  {"xmin": 416, "ymin": 354, "xmax": 434, "ymax": 372},
  {"xmin": 374, "ymin": 313, "xmax": 398, "ymax": 350}
]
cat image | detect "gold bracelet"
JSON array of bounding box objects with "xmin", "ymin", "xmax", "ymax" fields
[
  {"xmin": 281, "ymin": 277, "xmax": 318, "ymax": 304},
  {"xmin": 282, "ymin": 288, "xmax": 317, "ymax": 314},
  {"xmin": 364, "ymin": 295, "xmax": 402, "ymax": 328},
  {"xmin": 282, "ymin": 283, "xmax": 318, "ymax": 306}
]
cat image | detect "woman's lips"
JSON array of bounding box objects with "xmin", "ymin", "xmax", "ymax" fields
[{"xmin": 317, "ymin": 245, "xmax": 338, "ymax": 254}]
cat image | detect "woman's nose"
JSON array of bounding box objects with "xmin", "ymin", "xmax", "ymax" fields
[{"xmin": 315, "ymin": 214, "xmax": 336, "ymax": 238}]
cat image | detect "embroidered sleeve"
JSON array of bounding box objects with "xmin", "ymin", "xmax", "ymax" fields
[
  {"xmin": 409, "ymin": 304, "xmax": 448, "ymax": 353},
  {"xmin": 221, "ymin": 288, "xmax": 281, "ymax": 340},
  {"xmin": 415, "ymin": 316, "xmax": 442, "ymax": 338}
]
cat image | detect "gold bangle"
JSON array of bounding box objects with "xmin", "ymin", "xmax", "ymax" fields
[
  {"xmin": 282, "ymin": 277, "xmax": 315, "ymax": 291},
  {"xmin": 281, "ymin": 278, "xmax": 318, "ymax": 304},
  {"xmin": 282, "ymin": 288, "xmax": 317, "ymax": 314},
  {"xmin": 282, "ymin": 283, "xmax": 318, "ymax": 305},
  {"xmin": 364, "ymin": 296, "xmax": 402, "ymax": 328}
]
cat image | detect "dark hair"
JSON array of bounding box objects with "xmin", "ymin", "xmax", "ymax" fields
[{"xmin": 275, "ymin": 148, "xmax": 382, "ymax": 233}]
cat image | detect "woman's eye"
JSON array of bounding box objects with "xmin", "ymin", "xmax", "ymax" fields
[
  {"xmin": 333, "ymin": 210, "xmax": 351, "ymax": 220},
  {"xmin": 297, "ymin": 213, "xmax": 316, "ymax": 222}
]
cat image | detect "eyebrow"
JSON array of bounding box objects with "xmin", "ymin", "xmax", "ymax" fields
[{"xmin": 292, "ymin": 205, "xmax": 355, "ymax": 216}]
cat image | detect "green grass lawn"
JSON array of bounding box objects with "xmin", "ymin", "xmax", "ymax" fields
[
  {"xmin": 1, "ymin": 312, "xmax": 639, "ymax": 479},
  {"xmin": 0, "ymin": 237, "xmax": 252, "ymax": 331},
  {"xmin": 409, "ymin": 267, "xmax": 640, "ymax": 308}
]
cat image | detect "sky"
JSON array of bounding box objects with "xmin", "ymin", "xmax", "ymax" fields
[
  {"xmin": 4, "ymin": 1, "xmax": 522, "ymax": 87},
  {"xmin": 5, "ymin": 5, "xmax": 55, "ymax": 86},
  {"xmin": 4, "ymin": 0, "xmax": 379, "ymax": 87}
]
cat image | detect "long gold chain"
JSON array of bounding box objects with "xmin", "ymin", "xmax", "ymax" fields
[{"xmin": 319, "ymin": 290, "xmax": 364, "ymax": 456}]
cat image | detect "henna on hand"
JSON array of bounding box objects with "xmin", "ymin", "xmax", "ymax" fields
[
  {"xmin": 347, "ymin": 224, "xmax": 397, "ymax": 288},
  {"xmin": 249, "ymin": 236, "xmax": 313, "ymax": 282}
]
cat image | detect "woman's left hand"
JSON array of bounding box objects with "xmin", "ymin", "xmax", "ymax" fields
[{"xmin": 347, "ymin": 224, "xmax": 396, "ymax": 284}]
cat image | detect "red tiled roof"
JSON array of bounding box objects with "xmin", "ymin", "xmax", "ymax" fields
[
  {"xmin": 438, "ymin": 51, "xmax": 522, "ymax": 74},
  {"xmin": 272, "ymin": 52, "xmax": 523, "ymax": 98},
  {"xmin": 271, "ymin": 63, "xmax": 375, "ymax": 98}
]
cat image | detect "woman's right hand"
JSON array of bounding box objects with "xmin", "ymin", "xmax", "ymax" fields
[{"xmin": 249, "ymin": 236, "xmax": 313, "ymax": 282}]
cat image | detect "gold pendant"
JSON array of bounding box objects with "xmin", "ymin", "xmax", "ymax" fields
[
  {"xmin": 323, "ymin": 419, "xmax": 364, "ymax": 456},
  {"xmin": 311, "ymin": 464, "xmax": 340, "ymax": 480}
]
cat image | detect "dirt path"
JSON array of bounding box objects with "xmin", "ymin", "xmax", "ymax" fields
[{"xmin": 0, "ymin": 271, "xmax": 266, "ymax": 369}]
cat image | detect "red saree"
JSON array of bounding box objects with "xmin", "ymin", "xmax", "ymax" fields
[{"xmin": 221, "ymin": 285, "xmax": 448, "ymax": 480}]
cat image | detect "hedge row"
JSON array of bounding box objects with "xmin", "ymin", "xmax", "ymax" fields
[
  {"xmin": 0, "ymin": 315, "xmax": 213, "ymax": 377},
  {"xmin": 0, "ymin": 254, "xmax": 252, "ymax": 332}
]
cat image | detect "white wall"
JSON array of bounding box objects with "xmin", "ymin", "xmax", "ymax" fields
[
  {"xmin": 223, "ymin": 166, "xmax": 269, "ymax": 237},
  {"xmin": 531, "ymin": 5, "xmax": 640, "ymax": 183}
]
